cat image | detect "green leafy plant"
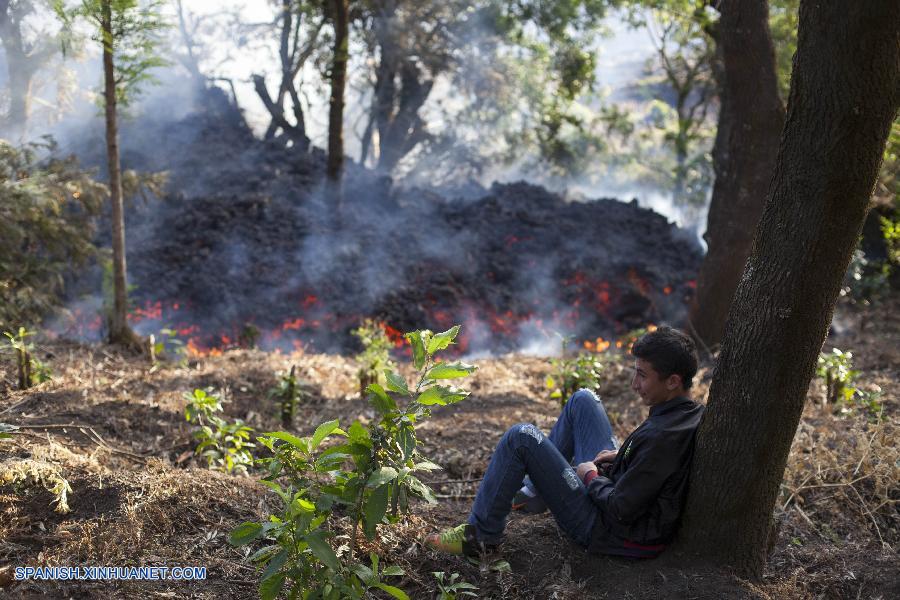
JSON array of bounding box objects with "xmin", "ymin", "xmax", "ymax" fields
[
  {"xmin": 3, "ymin": 327, "xmax": 52, "ymax": 390},
  {"xmin": 230, "ymin": 325, "xmax": 475, "ymax": 600},
  {"xmin": 149, "ymin": 327, "xmax": 187, "ymax": 370},
  {"xmin": 433, "ymin": 571, "xmax": 478, "ymax": 600},
  {"xmin": 353, "ymin": 318, "xmax": 396, "ymax": 397},
  {"xmin": 240, "ymin": 322, "xmax": 261, "ymax": 349},
  {"xmin": 816, "ymin": 348, "xmax": 859, "ymax": 406},
  {"xmin": 816, "ymin": 348, "xmax": 884, "ymax": 418},
  {"xmin": 546, "ymin": 335, "xmax": 604, "ymax": 405},
  {"xmin": 184, "ymin": 388, "xmax": 255, "ymax": 475},
  {"xmin": 268, "ymin": 366, "xmax": 304, "ymax": 428}
]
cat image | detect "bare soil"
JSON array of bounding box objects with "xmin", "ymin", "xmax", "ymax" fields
[{"xmin": 0, "ymin": 298, "xmax": 897, "ymax": 599}]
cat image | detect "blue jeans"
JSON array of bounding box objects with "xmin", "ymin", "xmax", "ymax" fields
[{"xmin": 467, "ymin": 389, "xmax": 618, "ymax": 547}]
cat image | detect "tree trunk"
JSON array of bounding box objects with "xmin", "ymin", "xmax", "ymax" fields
[
  {"xmin": 677, "ymin": 0, "xmax": 899, "ymax": 578},
  {"xmin": 101, "ymin": 1, "xmax": 137, "ymax": 348},
  {"xmin": 687, "ymin": 0, "xmax": 785, "ymax": 348},
  {"xmin": 326, "ymin": 0, "xmax": 349, "ymax": 185}
]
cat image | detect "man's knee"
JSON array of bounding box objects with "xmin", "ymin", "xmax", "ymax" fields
[
  {"xmin": 568, "ymin": 388, "xmax": 600, "ymax": 410},
  {"xmin": 504, "ymin": 423, "xmax": 544, "ymax": 448}
]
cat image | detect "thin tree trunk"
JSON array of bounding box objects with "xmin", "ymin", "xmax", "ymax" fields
[
  {"xmin": 687, "ymin": 0, "xmax": 785, "ymax": 348},
  {"xmin": 326, "ymin": 0, "xmax": 349, "ymax": 188},
  {"xmin": 677, "ymin": 0, "xmax": 899, "ymax": 577},
  {"xmin": 101, "ymin": 0, "xmax": 136, "ymax": 348}
]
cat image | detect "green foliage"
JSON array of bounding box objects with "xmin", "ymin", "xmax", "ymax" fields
[
  {"xmin": 149, "ymin": 327, "xmax": 187, "ymax": 369},
  {"xmin": 815, "ymin": 349, "xmax": 883, "ymax": 418},
  {"xmin": 54, "ymin": 0, "xmax": 170, "ymax": 108},
  {"xmin": 3, "ymin": 326, "xmax": 52, "ymax": 388},
  {"xmin": 0, "ymin": 139, "xmax": 103, "ymax": 331},
  {"xmin": 545, "ymin": 336, "xmax": 604, "ymax": 405},
  {"xmin": 230, "ymin": 325, "xmax": 474, "ymax": 600},
  {"xmin": 0, "ymin": 423, "xmax": 20, "ymax": 441},
  {"xmin": 353, "ymin": 319, "xmax": 396, "ymax": 397},
  {"xmin": 268, "ymin": 366, "xmax": 304, "ymax": 428},
  {"xmin": 816, "ymin": 348, "xmax": 858, "ymax": 406},
  {"xmin": 184, "ymin": 388, "xmax": 255, "ymax": 475},
  {"xmin": 433, "ymin": 571, "xmax": 478, "ymax": 600}
]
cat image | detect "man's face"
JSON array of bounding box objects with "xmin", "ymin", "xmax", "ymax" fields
[{"xmin": 631, "ymin": 358, "xmax": 679, "ymax": 407}]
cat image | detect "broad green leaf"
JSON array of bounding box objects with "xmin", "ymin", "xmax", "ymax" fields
[
  {"xmin": 490, "ymin": 559, "xmax": 512, "ymax": 573},
  {"xmin": 311, "ymin": 419, "xmax": 342, "ymax": 449},
  {"xmin": 367, "ymin": 466, "xmax": 398, "ymax": 488},
  {"xmin": 375, "ymin": 583, "xmax": 410, "ymax": 600},
  {"xmin": 405, "ymin": 331, "xmax": 427, "ymax": 370},
  {"xmin": 363, "ymin": 483, "xmax": 390, "ymax": 540},
  {"xmin": 397, "ymin": 425, "xmax": 416, "ymax": 461},
  {"xmin": 259, "ymin": 480, "xmax": 289, "ymax": 503},
  {"xmin": 348, "ymin": 421, "xmax": 371, "ymax": 445},
  {"xmin": 425, "ymin": 362, "xmax": 476, "ymax": 379},
  {"xmin": 249, "ymin": 544, "xmax": 280, "ymax": 563},
  {"xmin": 426, "ymin": 325, "xmax": 460, "ymax": 354},
  {"xmin": 261, "ymin": 547, "xmax": 288, "ymax": 581},
  {"xmin": 291, "ymin": 497, "xmax": 316, "ymax": 514},
  {"xmin": 259, "ymin": 573, "xmax": 285, "ymax": 600},
  {"xmin": 350, "ymin": 563, "xmax": 375, "ymax": 585},
  {"xmin": 382, "ymin": 566, "xmax": 404, "ymax": 577},
  {"xmin": 367, "ymin": 383, "xmax": 397, "ymax": 414},
  {"xmin": 264, "ymin": 431, "xmax": 310, "ymax": 453},
  {"xmin": 229, "ymin": 521, "xmax": 263, "ymax": 546},
  {"xmin": 405, "ymin": 476, "xmax": 436, "ymax": 504},
  {"xmin": 305, "ymin": 530, "xmax": 340, "ymax": 571},
  {"xmin": 384, "ymin": 371, "xmax": 409, "ymax": 395},
  {"xmin": 412, "ymin": 460, "xmax": 441, "ymax": 471},
  {"xmin": 417, "ymin": 386, "xmax": 468, "ymax": 406}
]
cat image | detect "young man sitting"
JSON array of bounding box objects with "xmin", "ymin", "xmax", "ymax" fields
[{"xmin": 425, "ymin": 326, "xmax": 704, "ymax": 559}]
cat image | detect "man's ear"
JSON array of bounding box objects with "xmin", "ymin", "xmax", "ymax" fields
[{"xmin": 666, "ymin": 374, "xmax": 682, "ymax": 391}]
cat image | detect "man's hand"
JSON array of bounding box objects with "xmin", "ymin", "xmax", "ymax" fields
[
  {"xmin": 576, "ymin": 461, "xmax": 597, "ymax": 480},
  {"xmin": 593, "ymin": 449, "xmax": 617, "ymax": 464}
]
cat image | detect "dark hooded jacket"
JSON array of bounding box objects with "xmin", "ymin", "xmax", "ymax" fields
[{"xmin": 585, "ymin": 396, "xmax": 704, "ymax": 554}]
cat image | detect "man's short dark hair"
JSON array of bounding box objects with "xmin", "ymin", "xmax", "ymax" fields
[{"xmin": 631, "ymin": 326, "xmax": 699, "ymax": 390}]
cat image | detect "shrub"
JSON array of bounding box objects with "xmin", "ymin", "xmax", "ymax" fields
[
  {"xmin": 433, "ymin": 571, "xmax": 478, "ymax": 600},
  {"xmin": 268, "ymin": 366, "xmax": 304, "ymax": 428},
  {"xmin": 353, "ymin": 319, "xmax": 396, "ymax": 397},
  {"xmin": 546, "ymin": 335, "xmax": 604, "ymax": 405},
  {"xmin": 230, "ymin": 325, "xmax": 475, "ymax": 600},
  {"xmin": 2, "ymin": 326, "xmax": 52, "ymax": 389},
  {"xmin": 0, "ymin": 139, "xmax": 104, "ymax": 331},
  {"xmin": 184, "ymin": 388, "xmax": 255, "ymax": 475},
  {"xmin": 815, "ymin": 348, "xmax": 883, "ymax": 417}
]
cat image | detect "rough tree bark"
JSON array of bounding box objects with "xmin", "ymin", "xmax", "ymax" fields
[
  {"xmin": 326, "ymin": 0, "xmax": 349, "ymax": 186},
  {"xmin": 677, "ymin": 0, "xmax": 899, "ymax": 578},
  {"xmin": 101, "ymin": 0, "xmax": 138, "ymax": 348},
  {"xmin": 687, "ymin": 0, "xmax": 785, "ymax": 349}
]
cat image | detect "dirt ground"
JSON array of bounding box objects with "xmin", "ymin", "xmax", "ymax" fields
[{"xmin": 0, "ymin": 298, "xmax": 897, "ymax": 599}]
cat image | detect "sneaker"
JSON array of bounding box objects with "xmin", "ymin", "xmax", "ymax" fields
[
  {"xmin": 511, "ymin": 486, "xmax": 548, "ymax": 514},
  {"xmin": 424, "ymin": 523, "xmax": 498, "ymax": 558}
]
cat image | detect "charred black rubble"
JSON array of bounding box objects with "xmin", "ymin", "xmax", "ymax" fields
[{"xmin": 60, "ymin": 85, "xmax": 703, "ymax": 355}]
